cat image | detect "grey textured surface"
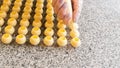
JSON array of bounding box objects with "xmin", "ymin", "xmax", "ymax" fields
[{"xmin": 0, "ymin": 0, "xmax": 120, "ymax": 68}]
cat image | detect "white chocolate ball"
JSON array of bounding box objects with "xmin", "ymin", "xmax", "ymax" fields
[
  {"xmin": 35, "ymin": 7, "xmax": 43, "ymax": 14},
  {"xmin": 32, "ymin": 19, "xmax": 42, "ymax": 27},
  {"xmin": 1, "ymin": 33, "xmax": 12, "ymax": 44},
  {"xmin": 12, "ymin": 6, "xmax": 20, "ymax": 12},
  {"xmin": 10, "ymin": 11, "xmax": 19, "ymax": 19},
  {"xmin": 45, "ymin": 21, "xmax": 54, "ymax": 28},
  {"xmin": 24, "ymin": 6, "xmax": 32, "ymax": 13},
  {"xmin": 18, "ymin": 26, "xmax": 28, "ymax": 35},
  {"xmin": 16, "ymin": 34, "xmax": 26, "ymax": 45},
  {"xmin": 20, "ymin": 19, "xmax": 29, "ymax": 27},
  {"xmin": 43, "ymin": 36, "xmax": 54, "ymax": 46},
  {"xmin": 44, "ymin": 28, "xmax": 54, "ymax": 36},
  {"xmin": 31, "ymin": 27, "xmax": 41, "ymax": 35},
  {"xmin": 57, "ymin": 21, "xmax": 66, "ymax": 29},
  {"xmin": 3, "ymin": 0, "xmax": 11, "ymax": 6},
  {"xmin": 22, "ymin": 12, "xmax": 30, "ymax": 19},
  {"xmin": 14, "ymin": 0, "xmax": 22, "ymax": 7},
  {"xmin": 5, "ymin": 25, "xmax": 15, "ymax": 34},
  {"xmin": 30, "ymin": 35, "xmax": 40, "ymax": 45},
  {"xmin": 70, "ymin": 37, "xmax": 81, "ymax": 48},
  {"xmin": 7, "ymin": 18, "xmax": 17, "ymax": 26},
  {"xmin": 46, "ymin": 14, "xmax": 54, "ymax": 21},
  {"xmin": 57, "ymin": 37, "xmax": 67, "ymax": 47},
  {"xmin": 0, "ymin": 11, "xmax": 7, "ymax": 18},
  {"xmin": 70, "ymin": 30, "xmax": 80, "ymax": 38},
  {"xmin": 68, "ymin": 22, "xmax": 79, "ymax": 30},
  {"xmin": 57, "ymin": 28, "xmax": 67, "ymax": 37},
  {"xmin": 0, "ymin": 4, "xmax": 9, "ymax": 12},
  {"xmin": 34, "ymin": 13, "xmax": 42, "ymax": 20},
  {"xmin": 0, "ymin": 17, "xmax": 4, "ymax": 26}
]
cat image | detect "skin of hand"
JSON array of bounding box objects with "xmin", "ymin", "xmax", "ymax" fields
[{"xmin": 52, "ymin": 0, "xmax": 79, "ymax": 24}]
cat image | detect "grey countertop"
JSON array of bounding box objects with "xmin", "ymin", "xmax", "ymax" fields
[{"xmin": 0, "ymin": 0, "xmax": 120, "ymax": 68}]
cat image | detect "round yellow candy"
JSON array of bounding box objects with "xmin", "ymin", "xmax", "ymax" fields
[
  {"xmin": 68, "ymin": 22, "xmax": 79, "ymax": 30},
  {"xmin": 57, "ymin": 28, "xmax": 67, "ymax": 37},
  {"xmin": 36, "ymin": 2, "xmax": 44, "ymax": 8},
  {"xmin": 16, "ymin": 34, "xmax": 26, "ymax": 45},
  {"xmin": 0, "ymin": 11, "xmax": 7, "ymax": 18},
  {"xmin": 10, "ymin": 11, "xmax": 19, "ymax": 19},
  {"xmin": 20, "ymin": 19, "xmax": 29, "ymax": 27},
  {"xmin": 70, "ymin": 37, "xmax": 81, "ymax": 48},
  {"xmin": 46, "ymin": 9, "xmax": 54, "ymax": 15},
  {"xmin": 1, "ymin": 33, "xmax": 12, "ymax": 44},
  {"xmin": 12, "ymin": 6, "xmax": 20, "ymax": 12},
  {"xmin": 30, "ymin": 35, "xmax": 40, "ymax": 45},
  {"xmin": 3, "ymin": 0, "xmax": 11, "ymax": 6},
  {"xmin": 36, "ymin": 0, "xmax": 44, "ymax": 3},
  {"xmin": 46, "ymin": 14, "xmax": 54, "ymax": 21},
  {"xmin": 44, "ymin": 28, "xmax": 54, "ymax": 36},
  {"xmin": 25, "ymin": 1, "xmax": 33, "ymax": 7},
  {"xmin": 57, "ymin": 21, "xmax": 66, "ymax": 29},
  {"xmin": 45, "ymin": 21, "xmax": 54, "ymax": 28},
  {"xmin": 7, "ymin": 18, "xmax": 17, "ymax": 26},
  {"xmin": 47, "ymin": 0, "xmax": 52, "ymax": 3},
  {"xmin": 24, "ymin": 6, "xmax": 32, "ymax": 13},
  {"xmin": 46, "ymin": 3, "xmax": 52, "ymax": 8},
  {"xmin": 32, "ymin": 19, "xmax": 42, "ymax": 27},
  {"xmin": 18, "ymin": 26, "xmax": 28, "ymax": 35},
  {"xmin": 31, "ymin": 27, "xmax": 41, "ymax": 35},
  {"xmin": 70, "ymin": 30, "xmax": 80, "ymax": 38},
  {"xmin": 35, "ymin": 7, "xmax": 43, "ymax": 14},
  {"xmin": 0, "ymin": 17, "xmax": 4, "ymax": 26},
  {"xmin": 57, "ymin": 37, "xmax": 67, "ymax": 47},
  {"xmin": 34, "ymin": 13, "xmax": 42, "ymax": 20},
  {"xmin": 43, "ymin": 36, "xmax": 54, "ymax": 46},
  {"xmin": 5, "ymin": 25, "xmax": 15, "ymax": 34},
  {"xmin": 14, "ymin": 0, "xmax": 22, "ymax": 7},
  {"xmin": 22, "ymin": 12, "xmax": 30, "ymax": 19},
  {"xmin": 0, "ymin": 4, "xmax": 9, "ymax": 12}
]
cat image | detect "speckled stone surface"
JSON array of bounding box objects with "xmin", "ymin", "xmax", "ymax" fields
[{"xmin": 0, "ymin": 0, "xmax": 120, "ymax": 68}]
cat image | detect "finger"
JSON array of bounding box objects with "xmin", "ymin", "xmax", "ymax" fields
[
  {"xmin": 72, "ymin": 0, "xmax": 79, "ymax": 22},
  {"xmin": 64, "ymin": 13, "xmax": 72, "ymax": 24},
  {"xmin": 52, "ymin": 0, "xmax": 57, "ymax": 7},
  {"xmin": 57, "ymin": 2, "xmax": 67, "ymax": 20},
  {"xmin": 54, "ymin": 0, "xmax": 64, "ymax": 14}
]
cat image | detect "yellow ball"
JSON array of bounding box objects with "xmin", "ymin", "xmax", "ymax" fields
[
  {"xmin": 22, "ymin": 12, "xmax": 30, "ymax": 20},
  {"xmin": 1, "ymin": 33, "xmax": 12, "ymax": 44},
  {"xmin": 20, "ymin": 19, "xmax": 29, "ymax": 27},
  {"xmin": 57, "ymin": 21, "xmax": 66, "ymax": 29},
  {"xmin": 57, "ymin": 28, "xmax": 67, "ymax": 37},
  {"xmin": 36, "ymin": 0, "xmax": 44, "ymax": 3},
  {"xmin": 46, "ymin": 14, "xmax": 54, "ymax": 21},
  {"xmin": 14, "ymin": 0, "xmax": 22, "ymax": 7},
  {"xmin": 0, "ymin": 11, "xmax": 7, "ymax": 18},
  {"xmin": 0, "ymin": 17, "xmax": 4, "ymax": 26},
  {"xmin": 25, "ymin": 1, "xmax": 33, "ymax": 7},
  {"xmin": 16, "ymin": 34, "xmax": 26, "ymax": 45},
  {"xmin": 44, "ymin": 28, "xmax": 54, "ymax": 36},
  {"xmin": 46, "ymin": 9, "xmax": 54, "ymax": 14},
  {"xmin": 0, "ymin": 4, "xmax": 9, "ymax": 12},
  {"xmin": 32, "ymin": 19, "xmax": 42, "ymax": 27},
  {"xmin": 24, "ymin": 6, "xmax": 32, "ymax": 13},
  {"xmin": 46, "ymin": 3, "xmax": 52, "ymax": 8},
  {"xmin": 12, "ymin": 5, "xmax": 20, "ymax": 12},
  {"xmin": 7, "ymin": 18, "xmax": 17, "ymax": 26},
  {"xmin": 35, "ymin": 7, "xmax": 43, "ymax": 14},
  {"xmin": 70, "ymin": 37, "xmax": 81, "ymax": 48},
  {"xmin": 43, "ymin": 36, "xmax": 54, "ymax": 46},
  {"xmin": 57, "ymin": 37, "xmax": 67, "ymax": 47},
  {"xmin": 45, "ymin": 21, "xmax": 54, "ymax": 28},
  {"xmin": 47, "ymin": 0, "xmax": 52, "ymax": 3},
  {"xmin": 10, "ymin": 11, "xmax": 19, "ymax": 19},
  {"xmin": 5, "ymin": 25, "xmax": 15, "ymax": 35},
  {"xmin": 70, "ymin": 29, "xmax": 80, "ymax": 38},
  {"xmin": 31, "ymin": 27, "xmax": 41, "ymax": 35},
  {"xmin": 36, "ymin": 2, "xmax": 44, "ymax": 8},
  {"xmin": 30, "ymin": 35, "xmax": 40, "ymax": 45},
  {"xmin": 68, "ymin": 22, "xmax": 79, "ymax": 30},
  {"xmin": 34, "ymin": 13, "xmax": 42, "ymax": 20},
  {"xmin": 18, "ymin": 26, "xmax": 28, "ymax": 35},
  {"xmin": 3, "ymin": 0, "xmax": 11, "ymax": 6}
]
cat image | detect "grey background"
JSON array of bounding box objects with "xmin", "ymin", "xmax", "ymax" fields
[{"xmin": 0, "ymin": 0, "xmax": 120, "ymax": 68}]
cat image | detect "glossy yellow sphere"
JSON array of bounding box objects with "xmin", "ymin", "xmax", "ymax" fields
[
  {"xmin": 70, "ymin": 29, "xmax": 80, "ymax": 38},
  {"xmin": 32, "ymin": 19, "xmax": 42, "ymax": 27},
  {"xmin": 5, "ymin": 25, "xmax": 15, "ymax": 34},
  {"xmin": 44, "ymin": 28, "xmax": 54, "ymax": 36},
  {"xmin": 57, "ymin": 37, "xmax": 67, "ymax": 47},
  {"xmin": 0, "ymin": 17, "xmax": 4, "ymax": 26},
  {"xmin": 7, "ymin": 18, "xmax": 17, "ymax": 26},
  {"xmin": 31, "ymin": 27, "xmax": 41, "ymax": 35},
  {"xmin": 22, "ymin": 12, "xmax": 30, "ymax": 19},
  {"xmin": 16, "ymin": 34, "xmax": 26, "ymax": 45},
  {"xmin": 1, "ymin": 33, "xmax": 12, "ymax": 44},
  {"xmin": 70, "ymin": 37, "xmax": 81, "ymax": 48},
  {"xmin": 0, "ymin": 4, "xmax": 9, "ymax": 12},
  {"xmin": 10, "ymin": 11, "xmax": 19, "ymax": 19},
  {"xmin": 43, "ymin": 36, "xmax": 54, "ymax": 46},
  {"xmin": 18, "ymin": 26, "xmax": 28, "ymax": 35},
  {"xmin": 57, "ymin": 28, "xmax": 67, "ymax": 37},
  {"xmin": 0, "ymin": 11, "xmax": 7, "ymax": 18},
  {"xmin": 20, "ymin": 19, "xmax": 29, "ymax": 27},
  {"xmin": 30, "ymin": 35, "xmax": 40, "ymax": 45},
  {"xmin": 45, "ymin": 21, "xmax": 54, "ymax": 28}
]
